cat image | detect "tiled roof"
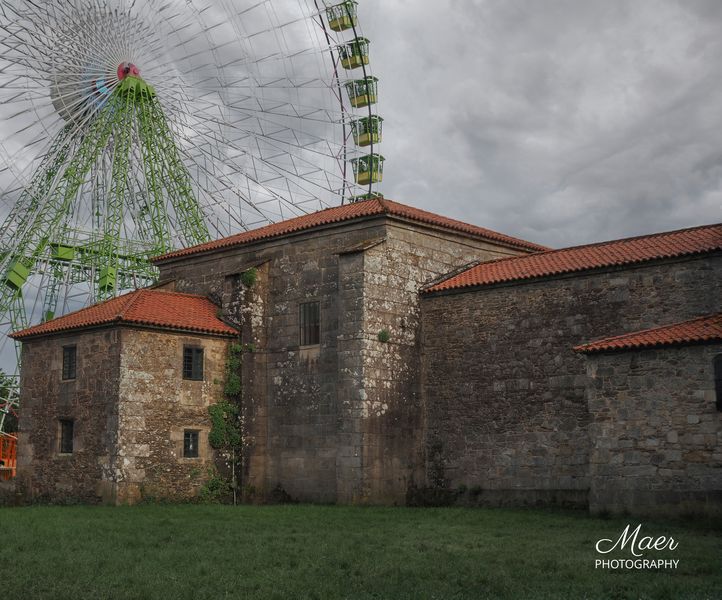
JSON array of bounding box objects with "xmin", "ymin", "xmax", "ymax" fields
[
  {"xmin": 153, "ymin": 198, "xmax": 548, "ymax": 262},
  {"xmin": 425, "ymin": 223, "xmax": 722, "ymax": 293},
  {"xmin": 11, "ymin": 289, "xmax": 238, "ymax": 340},
  {"xmin": 575, "ymin": 313, "xmax": 722, "ymax": 354}
]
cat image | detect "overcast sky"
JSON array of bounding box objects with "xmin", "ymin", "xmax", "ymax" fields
[{"xmin": 362, "ymin": 0, "xmax": 722, "ymax": 248}]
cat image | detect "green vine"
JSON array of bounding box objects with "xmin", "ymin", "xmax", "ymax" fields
[
  {"xmin": 208, "ymin": 398, "xmax": 241, "ymax": 450},
  {"xmin": 240, "ymin": 267, "xmax": 258, "ymax": 288},
  {"xmin": 223, "ymin": 343, "xmax": 243, "ymax": 397},
  {"xmin": 199, "ymin": 467, "xmax": 231, "ymax": 504},
  {"xmin": 207, "ymin": 340, "xmax": 256, "ymax": 504}
]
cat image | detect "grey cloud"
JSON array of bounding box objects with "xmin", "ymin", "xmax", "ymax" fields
[{"xmin": 365, "ymin": 0, "xmax": 722, "ymax": 247}]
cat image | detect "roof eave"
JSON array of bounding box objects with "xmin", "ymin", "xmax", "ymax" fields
[
  {"xmin": 422, "ymin": 249, "xmax": 722, "ymax": 296},
  {"xmin": 12, "ymin": 320, "xmax": 238, "ymax": 342},
  {"xmin": 575, "ymin": 337, "xmax": 722, "ymax": 355}
]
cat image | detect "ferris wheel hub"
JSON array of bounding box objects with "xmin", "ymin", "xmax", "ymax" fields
[{"xmin": 117, "ymin": 62, "xmax": 141, "ymax": 80}]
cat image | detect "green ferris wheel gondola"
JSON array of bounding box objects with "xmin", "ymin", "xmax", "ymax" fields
[
  {"xmin": 326, "ymin": 1, "xmax": 358, "ymax": 32},
  {"xmin": 338, "ymin": 37, "xmax": 370, "ymax": 70},
  {"xmin": 351, "ymin": 115, "xmax": 383, "ymax": 147},
  {"xmin": 344, "ymin": 76, "xmax": 378, "ymax": 108},
  {"xmin": 350, "ymin": 154, "xmax": 384, "ymax": 185}
]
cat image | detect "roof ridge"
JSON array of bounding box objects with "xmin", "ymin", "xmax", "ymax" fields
[
  {"xmin": 376, "ymin": 197, "xmax": 391, "ymax": 213},
  {"xmin": 379, "ymin": 198, "xmax": 551, "ymax": 251},
  {"xmin": 153, "ymin": 197, "xmax": 547, "ymax": 262},
  {"xmin": 420, "ymin": 259, "xmax": 485, "ymax": 292},
  {"xmin": 11, "ymin": 288, "xmax": 238, "ymax": 340},
  {"xmin": 136, "ymin": 288, "xmax": 214, "ymax": 301},
  {"xmin": 117, "ymin": 289, "xmax": 146, "ymax": 320},
  {"xmin": 34, "ymin": 288, "xmax": 134, "ymax": 324}
]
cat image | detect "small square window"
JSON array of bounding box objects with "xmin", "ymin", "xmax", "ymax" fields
[
  {"xmin": 183, "ymin": 430, "xmax": 200, "ymax": 458},
  {"xmin": 62, "ymin": 346, "xmax": 76, "ymax": 380},
  {"xmin": 59, "ymin": 419, "xmax": 74, "ymax": 454},
  {"xmin": 299, "ymin": 301, "xmax": 320, "ymax": 346},
  {"xmin": 183, "ymin": 347, "xmax": 203, "ymax": 380}
]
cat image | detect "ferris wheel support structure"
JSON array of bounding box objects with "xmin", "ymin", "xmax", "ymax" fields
[{"xmin": 0, "ymin": 0, "xmax": 384, "ymax": 434}]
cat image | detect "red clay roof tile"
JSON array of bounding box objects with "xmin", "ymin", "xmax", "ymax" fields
[
  {"xmin": 575, "ymin": 313, "xmax": 722, "ymax": 353},
  {"xmin": 152, "ymin": 198, "xmax": 548, "ymax": 262},
  {"xmin": 11, "ymin": 289, "xmax": 238, "ymax": 340},
  {"xmin": 424, "ymin": 222, "xmax": 722, "ymax": 293}
]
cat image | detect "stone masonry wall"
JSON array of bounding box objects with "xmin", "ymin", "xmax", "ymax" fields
[
  {"xmin": 159, "ymin": 220, "xmax": 389, "ymax": 503},
  {"xmin": 16, "ymin": 329, "xmax": 120, "ymax": 503},
  {"xmin": 156, "ymin": 216, "xmax": 529, "ymax": 503},
  {"xmin": 420, "ymin": 254, "xmax": 722, "ymax": 507},
  {"xmin": 586, "ymin": 343, "xmax": 722, "ymax": 517},
  {"xmin": 115, "ymin": 328, "xmax": 229, "ymax": 503},
  {"xmin": 354, "ymin": 222, "xmax": 520, "ymax": 503}
]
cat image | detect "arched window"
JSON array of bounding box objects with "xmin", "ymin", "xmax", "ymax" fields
[{"xmin": 715, "ymin": 355, "xmax": 722, "ymax": 412}]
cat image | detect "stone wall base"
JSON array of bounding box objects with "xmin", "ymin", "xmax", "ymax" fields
[
  {"xmin": 465, "ymin": 488, "xmax": 589, "ymax": 509},
  {"xmin": 407, "ymin": 486, "xmax": 589, "ymax": 509},
  {"xmin": 590, "ymin": 489, "xmax": 722, "ymax": 518},
  {"xmin": 0, "ymin": 479, "xmax": 19, "ymax": 506}
]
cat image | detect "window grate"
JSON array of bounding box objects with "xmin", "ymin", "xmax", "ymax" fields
[
  {"xmin": 714, "ymin": 354, "xmax": 722, "ymax": 412},
  {"xmin": 299, "ymin": 301, "xmax": 320, "ymax": 346},
  {"xmin": 62, "ymin": 346, "xmax": 76, "ymax": 380},
  {"xmin": 183, "ymin": 347, "xmax": 204, "ymax": 380}
]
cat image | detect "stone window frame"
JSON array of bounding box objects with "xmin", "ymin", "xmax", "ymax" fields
[
  {"xmin": 58, "ymin": 418, "xmax": 74, "ymax": 455},
  {"xmin": 182, "ymin": 429, "xmax": 200, "ymax": 459},
  {"xmin": 61, "ymin": 345, "xmax": 77, "ymax": 380},
  {"xmin": 182, "ymin": 345, "xmax": 204, "ymax": 381},
  {"xmin": 714, "ymin": 354, "xmax": 722, "ymax": 412},
  {"xmin": 299, "ymin": 300, "xmax": 321, "ymax": 347}
]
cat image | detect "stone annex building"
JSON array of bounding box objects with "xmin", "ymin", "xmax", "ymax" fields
[{"xmin": 9, "ymin": 198, "xmax": 722, "ymax": 516}]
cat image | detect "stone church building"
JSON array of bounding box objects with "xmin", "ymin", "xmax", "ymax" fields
[{"xmin": 10, "ymin": 198, "xmax": 722, "ymax": 515}]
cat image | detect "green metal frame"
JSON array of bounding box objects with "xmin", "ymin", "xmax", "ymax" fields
[{"xmin": 0, "ymin": 72, "xmax": 211, "ymax": 368}]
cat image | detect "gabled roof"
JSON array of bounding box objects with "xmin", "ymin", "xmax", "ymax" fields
[
  {"xmin": 152, "ymin": 198, "xmax": 548, "ymax": 262},
  {"xmin": 424, "ymin": 222, "xmax": 722, "ymax": 293},
  {"xmin": 575, "ymin": 313, "xmax": 722, "ymax": 354},
  {"xmin": 11, "ymin": 289, "xmax": 238, "ymax": 340}
]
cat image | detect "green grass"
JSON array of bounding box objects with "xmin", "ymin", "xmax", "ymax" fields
[{"xmin": 0, "ymin": 505, "xmax": 720, "ymax": 599}]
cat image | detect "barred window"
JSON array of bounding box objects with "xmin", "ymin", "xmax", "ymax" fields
[
  {"xmin": 183, "ymin": 347, "xmax": 204, "ymax": 381},
  {"xmin": 62, "ymin": 346, "xmax": 77, "ymax": 380},
  {"xmin": 183, "ymin": 430, "xmax": 199, "ymax": 458},
  {"xmin": 299, "ymin": 301, "xmax": 320, "ymax": 346},
  {"xmin": 714, "ymin": 354, "xmax": 722, "ymax": 412},
  {"xmin": 59, "ymin": 419, "xmax": 74, "ymax": 454}
]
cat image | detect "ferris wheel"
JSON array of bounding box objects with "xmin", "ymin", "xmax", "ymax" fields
[{"xmin": 0, "ymin": 0, "xmax": 385, "ymax": 432}]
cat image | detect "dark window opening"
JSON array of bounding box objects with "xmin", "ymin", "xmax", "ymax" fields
[
  {"xmin": 300, "ymin": 301, "xmax": 320, "ymax": 346},
  {"xmin": 62, "ymin": 346, "xmax": 77, "ymax": 380},
  {"xmin": 59, "ymin": 419, "xmax": 74, "ymax": 454},
  {"xmin": 183, "ymin": 347, "xmax": 204, "ymax": 380},
  {"xmin": 714, "ymin": 354, "xmax": 722, "ymax": 412},
  {"xmin": 183, "ymin": 430, "xmax": 200, "ymax": 458}
]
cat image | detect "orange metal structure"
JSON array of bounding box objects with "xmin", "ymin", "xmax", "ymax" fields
[{"xmin": 0, "ymin": 433, "xmax": 17, "ymax": 480}]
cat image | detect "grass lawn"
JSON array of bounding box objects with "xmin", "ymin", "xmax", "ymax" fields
[{"xmin": 0, "ymin": 504, "xmax": 720, "ymax": 600}]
